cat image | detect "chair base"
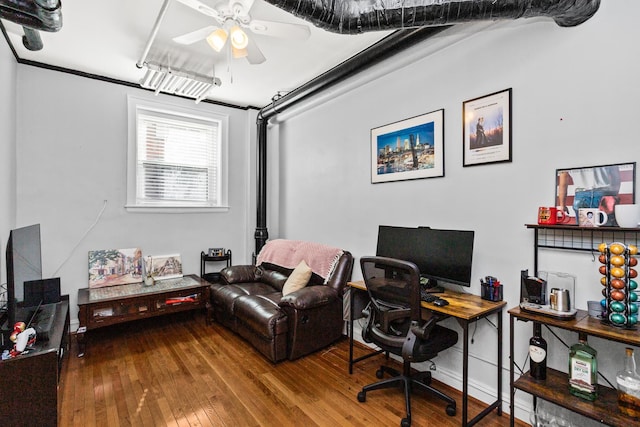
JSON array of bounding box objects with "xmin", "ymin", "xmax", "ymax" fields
[{"xmin": 357, "ymin": 361, "xmax": 456, "ymax": 427}]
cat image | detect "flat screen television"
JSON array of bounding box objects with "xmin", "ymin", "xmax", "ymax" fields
[
  {"xmin": 4, "ymin": 224, "xmax": 43, "ymax": 329},
  {"xmin": 376, "ymin": 225, "xmax": 475, "ymax": 290}
]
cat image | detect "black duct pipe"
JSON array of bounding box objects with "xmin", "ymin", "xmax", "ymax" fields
[
  {"xmin": 0, "ymin": 0, "xmax": 62, "ymax": 31},
  {"xmin": 22, "ymin": 26, "xmax": 42, "ymax": 50},
  {"xmin": 0, "ymin": 0, "xmax": 62, "ymax": 51},
  {"xmin": 253, "ymin": 0, "xmax": 601, "ymax": 255},
  {"xmin": 264, "ymin": 0, "xmax": 601, "ymax": 33}
]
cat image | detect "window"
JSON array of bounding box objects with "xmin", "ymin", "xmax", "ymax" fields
[{"xmin": 127, "ymin": 96, "xmax": 228, "ymax": 212}]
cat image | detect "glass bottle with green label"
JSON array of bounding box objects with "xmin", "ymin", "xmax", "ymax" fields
[{"xmin": 568, "ymin": 338, "xmax": 598, "ymax": 401}]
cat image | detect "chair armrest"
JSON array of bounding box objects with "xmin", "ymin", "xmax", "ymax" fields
[
  {"xmin": 220, "ymin": 265, "xmax": 258, "ymax": 284},
  {"xmin": 279, "ymin": 285, "xmax": 338, "ymax": 310},
  {"xmin": 410, "ymin": 316, "xmax": 438, "ymax": 340}
]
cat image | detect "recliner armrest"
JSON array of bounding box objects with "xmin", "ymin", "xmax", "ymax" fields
[
  {"xmin": 279, "ymin": 286, "xmax": 338, "ymax": 310},
  {"xmin": 221, "ymin": 265, "xmax": 258, "ymax": 284}
]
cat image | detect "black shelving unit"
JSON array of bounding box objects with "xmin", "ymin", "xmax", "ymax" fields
[{"xmin": 200, "ymin": 250, "xmax": 232, "ymax": 282}]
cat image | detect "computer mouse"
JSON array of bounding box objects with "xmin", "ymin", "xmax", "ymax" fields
[{"xmin": 433, "ymin": 298, "xmax": 449, "ymax": 307}]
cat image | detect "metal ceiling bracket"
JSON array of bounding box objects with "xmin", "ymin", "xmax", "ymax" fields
[{"xmin": 136, "ymin": 0, "xmax": 172, "ymax": 69}]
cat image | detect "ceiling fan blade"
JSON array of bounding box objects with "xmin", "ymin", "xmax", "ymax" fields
[
  {"xmin": 248, "ymin": 20, "xmax": 311, "ymax": 39},
  {"xmin": 175, "ymin": 0, "xmax": 221, "ymax": 19},
  {"xmin": 245, "ymin": 38, "xmax": 266, "ymax": 65},
  {"xmin": 173, "ymin": 26, "xmax": 219, "ymax": 45}
]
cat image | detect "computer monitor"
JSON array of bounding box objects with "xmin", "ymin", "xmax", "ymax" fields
[
  {"xmin": 376, "ymin": 225, "xmax": 424, "ymax": 267},
  {"xmin": 376, "ymin": 225, "xmax": 475, "ymax": 290},
  {"xmin": 416, "ymin": 227, "xmax": 475, "ymax": 288}
]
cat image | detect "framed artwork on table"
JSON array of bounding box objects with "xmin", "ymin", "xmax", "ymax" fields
[
  {"xmin": 555, "ymin": 162, "xmax": 636, "ymax": 226},
  {"xmin": 370, "ymin": 109, "xmax": 444, "ymax": 183},
  {"xmin": 146, "ymin": 254, "xmax": 183, "ymax": 281},
  {"xmin": 88, "ymin": 248, "xmax": 143, "ymax": 288},
  {"xmin": 463, "ymin": 88, "xmax": 512, "ymax": 167}
]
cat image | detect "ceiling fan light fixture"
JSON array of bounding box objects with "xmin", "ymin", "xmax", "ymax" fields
[
  {"xmin": 206, "ymin": 28, "xmax": 228, "ymax": 52},
  {"xmin": 229, "ymin": 25, "xmax": 249, "ymax": 49},
  {"xmin": 232, "ymin": 45, "xmax": 248, "ymax": 59}
]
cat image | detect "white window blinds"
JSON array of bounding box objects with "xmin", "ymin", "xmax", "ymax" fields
[{"xmin": 135, "ymin": 107, "xmax": 221, "ymax": 207}]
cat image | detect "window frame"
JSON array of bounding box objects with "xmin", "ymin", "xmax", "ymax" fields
[{"xmin": 126, "ymin": 95, "xmax": 229, "ymax": 213}]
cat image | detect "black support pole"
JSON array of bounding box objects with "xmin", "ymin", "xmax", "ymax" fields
[{"xmin": 253, "ymin": 27, "xmax": 453, "ymax": 256}]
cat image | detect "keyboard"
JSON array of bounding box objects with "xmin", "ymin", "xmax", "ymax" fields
[{"xmin": 420, "ymin": 289, "xmax": 438, "ymax": 303}]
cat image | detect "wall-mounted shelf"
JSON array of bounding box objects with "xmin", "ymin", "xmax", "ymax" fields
[{"xmin": 525, "ymin": 224, "xmax": 640, "ymax": 273}]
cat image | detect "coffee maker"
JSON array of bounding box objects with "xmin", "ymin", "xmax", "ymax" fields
[{"xmin": 520, "ymin": 270, "xmax": 577, "ymax": 319}]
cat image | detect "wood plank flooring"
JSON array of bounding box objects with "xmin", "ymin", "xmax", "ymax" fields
[{"xmin": 59, "ymin": 311, "xmax": 526, "ymax": 426}]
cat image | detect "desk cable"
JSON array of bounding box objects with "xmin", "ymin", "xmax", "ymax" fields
[{"xmin": 470, "ymin": 317, "xmax": 497, "ymax": 344}]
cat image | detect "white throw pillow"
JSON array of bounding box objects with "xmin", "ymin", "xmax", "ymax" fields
[{"xmin": 282, "ymin": 260, "xmax": 312, "ymax": 296}]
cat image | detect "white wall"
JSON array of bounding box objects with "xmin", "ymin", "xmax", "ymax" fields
[
  {"xmin": 14, "ymin": 66, "xmax": 257, "ymax": 328},
  {"xmin": 0, "ymin": 37, "xmax": 17, "ymax": 286},
  {"xmin": 267, "ymin": 2, "xmax": 639, "ymax": 423}
]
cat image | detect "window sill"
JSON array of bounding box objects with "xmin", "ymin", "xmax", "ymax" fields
[{"xmin": 125, "ymin": 205, "xmax": 230, "ymax": 214}]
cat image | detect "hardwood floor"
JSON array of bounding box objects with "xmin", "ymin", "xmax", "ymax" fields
[{"xmin": 59, "ymin": 311, "xmax": 526, "ymax": 426}]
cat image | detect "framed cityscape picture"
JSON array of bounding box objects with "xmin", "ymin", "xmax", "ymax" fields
[
  {"xmin": 370, "ymin": 109, "xmax": 444, "ymax": 183},
  {"xmin": 463, "ymin": 88, "xmax": 512, "ymax": 167}
]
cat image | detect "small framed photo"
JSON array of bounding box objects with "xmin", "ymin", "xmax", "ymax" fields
[
  {"xmin": 463, "ymin": 88, "xmax": 512, "ymax": 167},
  {"xmin": 208, "ymin": 248, "xmax": 225, "ymax": 257},
  {"xmin": 146, "ymin": 254, "xmax": 183, "ymax": 281},
  {"xmin": 370, "ymin": 109, "xmax": 444, "ymax": 183}
]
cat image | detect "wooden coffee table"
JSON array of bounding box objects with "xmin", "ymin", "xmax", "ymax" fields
[{"xmin": 76, "ymin": 274, "xmax": 210, "ymax": 357}]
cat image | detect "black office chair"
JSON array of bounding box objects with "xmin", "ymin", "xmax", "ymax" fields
[{"xmin": 357, "ymin": 256, "xmax": 458, "ymax": 427}]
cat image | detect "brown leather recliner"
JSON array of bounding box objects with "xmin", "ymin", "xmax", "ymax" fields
[{"xmin": 209, "ymin": 241, "xmax": 353, "ymax": 363}]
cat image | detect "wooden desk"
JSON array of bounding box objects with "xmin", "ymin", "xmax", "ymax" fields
[{"xmin": 347, "ymin": 281, "xmax": 506, "ymax": 427}]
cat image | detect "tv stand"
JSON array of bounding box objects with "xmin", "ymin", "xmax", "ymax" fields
[{"xmin": 0, "ymin": 297, "xmax": 69, "ymax": 426}]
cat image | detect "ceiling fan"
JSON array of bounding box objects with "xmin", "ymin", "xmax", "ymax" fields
[{"xmin": 173, "ymin": 0, "xmax": 311, "ymax": 64}]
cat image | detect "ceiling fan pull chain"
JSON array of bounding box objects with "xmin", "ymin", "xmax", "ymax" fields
[{"xmin": 227, "ymin": 43, "xmax": 234, "ymax": 84}]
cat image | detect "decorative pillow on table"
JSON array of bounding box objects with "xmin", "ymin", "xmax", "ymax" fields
[{"xmin": 282, "ymin": 260, "xmax": 312, "ymax": 296}]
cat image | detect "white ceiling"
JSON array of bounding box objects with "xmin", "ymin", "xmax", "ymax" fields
[{"xmin": 1, "ymin": 0, "xmax": 392, "ymax": 109}]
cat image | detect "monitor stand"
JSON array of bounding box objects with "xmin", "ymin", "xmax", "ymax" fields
[{"xmin": 420, "ymin": 277, "xmax": 444, "ymax": 293}]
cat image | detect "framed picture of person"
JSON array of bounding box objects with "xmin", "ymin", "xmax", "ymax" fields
[
  {"xmin": 555, "ymin": 162, "xmax": 636, "ymax": 226},
  {"xmin": 462, "ymin": 88, "xmax": 512, "ymax": 167}
]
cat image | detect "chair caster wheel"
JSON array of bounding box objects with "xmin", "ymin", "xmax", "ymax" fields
[
  {"xmin": 357, "ymin": 391, "xmax": 366, "ymax": 402},
  {"xmin": 446, "ymin": 404, "xmax": 457, "ymax": 416},
  {"xmin": 376, "ymin": 369, "xmax": 384, "ymax": 379},
  {"xmin": 401, "ymin": 417, "xmax": 411, "ymax": 427}
]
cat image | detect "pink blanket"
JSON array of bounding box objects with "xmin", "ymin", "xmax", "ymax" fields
[{"xmin": 256, "ymin": 239, "xmax": 344, "ymax": 282}]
